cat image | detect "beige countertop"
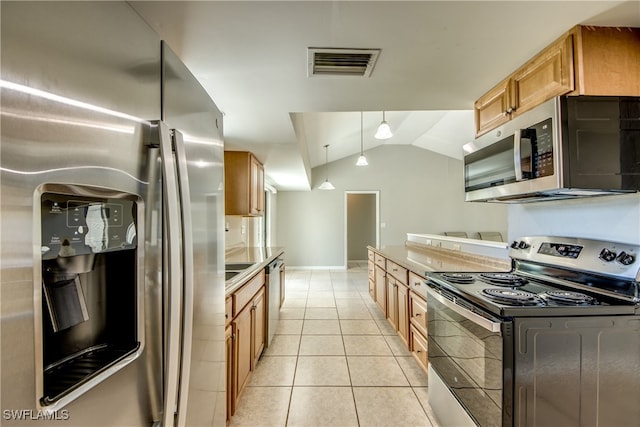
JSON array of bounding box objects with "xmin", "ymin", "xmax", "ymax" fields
[
  {"xmin": 369, "ymin": 242, "xmax": 511, "ymax": 277},
  {"xmin": 225, "ymin": 246, "xmax": 285, "ymax": 295}
]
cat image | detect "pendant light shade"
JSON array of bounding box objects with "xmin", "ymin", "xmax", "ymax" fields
[
  {"xmin": 319, "ymin": 144, "xmax": 335, "ymax": 190},
  {"xmin": 356, "ymin": 111, "xmax": 368, "ymax": 166},
  {"xmin": 374, "ymin": 111, "xmax": 393, "ymax": 140}
]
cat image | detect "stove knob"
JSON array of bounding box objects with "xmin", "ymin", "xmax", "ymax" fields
[
  {"xmin": 616, "ymin": 251, "xmax": 636, "ymax": 266},
  {"xmin": 599, "ymin": 248, "xmax": 617, "ymax": 262},
  {"xmin": 518, "ymin": 241, "xmax": 530, "ymax": 250},
  {"xmin": 511, "ymin": 240, "xmax": 520, "ymax": 249}
]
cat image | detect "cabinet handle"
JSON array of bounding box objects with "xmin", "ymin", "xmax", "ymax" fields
[
  {"xmin": 415, "ymin": 313, "xmax": 421, "ymax": 317},
  {"xmin": 416, "ymin": 350, "xmax": 421, "ymax": 354}
]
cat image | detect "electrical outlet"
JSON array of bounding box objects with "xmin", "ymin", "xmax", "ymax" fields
[
  {"xmin": 425, "ymin": 239, "xmax": 432, "ymax": 246},
  {"xmin": 453, "ymin": 244, "xmax": 461, "ymax": 251}
]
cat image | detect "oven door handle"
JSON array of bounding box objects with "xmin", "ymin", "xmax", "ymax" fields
[{"xmin": 426, "ymin": 286, "xmax": 502, "ymax": 334}]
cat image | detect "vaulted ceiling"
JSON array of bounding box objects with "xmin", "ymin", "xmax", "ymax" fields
[{"xmin": 131, "ymin": 1, "xmax": 640, "ymax": 190}]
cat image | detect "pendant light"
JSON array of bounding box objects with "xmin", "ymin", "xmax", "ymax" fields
[
  {"xmin": 374, "ymin": 111, "xmax": 393, "ymax": 140},
  {"xmin": 356, "ymin": 111, "xmax": 368, "ymax": 166},
  {"xmin": 318, "ymin": 144, "xmax": 335, "ymax": 190}
]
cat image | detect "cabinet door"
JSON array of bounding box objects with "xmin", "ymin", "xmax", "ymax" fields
[
  {"xmin": 225, "ymin": 324, "xmax": 234, "ymax": 419},
  {"xmin": 410, "ymin": 325, "xmax": 428, "ymax": 372},
  {"xmin": 374, "ymin": 265, "xmax": 386, "ymax": 314},
  {"xmin": 250, "ymin": 155, "xmax": 264, "ymax": 216},
  {"xmin": 410, "ymin": 292, "xmax": 428, "ymax": 337},
  {"xmin": 252, "ymin": 286, "xmax": 266, "ymax": 367},
  {"xmin": 397, "ymin": 283, "xmax": 409, "ymax": 346},
  {"xmin": 386, "ymin": 276, "xmax": 398, "ymax": 331},
  {"xmin": 474, "ymin": 76, "xmax": 512, "ymax": 136},
  {"xmin": 233, "ymin": 303, "xmax": 252, "ymax": 399},
  {"xmin": 512, "ymin": 34, "xmax": 574, "ymax": 116}
]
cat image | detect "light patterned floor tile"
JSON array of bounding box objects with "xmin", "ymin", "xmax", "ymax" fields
[{"xmin": 287, "ymin": 387, "xmax": 358, "ymax": 427}]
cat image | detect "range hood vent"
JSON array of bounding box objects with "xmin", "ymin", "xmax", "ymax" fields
[{"xmin": 307, "ymin": 48, "xmax": 380, "ymax": 78}]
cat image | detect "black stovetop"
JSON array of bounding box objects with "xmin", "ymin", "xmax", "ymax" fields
[{"xmin": 426, "ymin": 270, "xmax": 638, "ymax": 318}]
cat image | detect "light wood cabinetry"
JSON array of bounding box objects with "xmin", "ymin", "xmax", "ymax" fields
[
  {"xmin": 475, "ymin": 33, "xmax": 573, "ymax": 136},
  {"xmin": 367, "ymin": 248, "xmax": 429, "ymax": 373},
  {"xmin": 224, "ymin": 151, "xmax": 265, "ymax": 216},
  {"xmin": 368, "ymin": 250, "xmax": 376, "ymax": 300},
  {"xmin": 475, "ymin": 26, "xmax": 640, "ymax": 136},
  {"xmin": 396, "ymin": 282, "xmax": 409, "ymax": 344},
  {"xmin": 227, "ymin": 270, "xmax": 266, "ymax": 416},
  {"xmin": 225, "ymin": 324, "xmax": 234, "ymax": 420},
  {"xmin": 386, "ymin": 260, "xmax": 409, "ymax": 346},
  {"xmin": 410, "ymin": 325, "xmax": 429, "ymax": 372},
  {"xmin": 251, "ymin": 286, "xmax": 266, "ymax": 367},
  {"xmin": 409, "ymin": 290, "xmax": 429, "ymax": 372},
  {"xmin": 233, "ymin": 300, "xmax": 252, "ymax": 400},
  {"xmin": 374, "ymin": 265, "xmax": 386, "ymax": 314}
]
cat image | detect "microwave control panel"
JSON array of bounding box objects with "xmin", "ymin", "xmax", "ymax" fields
[{"xmin": 522, "ymin": 117, "xmax": 554, "ymax": 178}]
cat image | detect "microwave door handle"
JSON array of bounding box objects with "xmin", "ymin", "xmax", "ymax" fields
[{"xmin": 514, "ymin": 129, "xmax": 523, "ymax": 181}]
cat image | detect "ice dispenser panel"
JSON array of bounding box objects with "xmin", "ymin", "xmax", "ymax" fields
[{"xmin": 39, "ymin": 191, "xmax": 142, "ymax": 408}]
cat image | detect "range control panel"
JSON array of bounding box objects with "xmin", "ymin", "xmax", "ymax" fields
[{"xmin": 510, "ymin": 236, "xmax": 639, "ymax": 280}]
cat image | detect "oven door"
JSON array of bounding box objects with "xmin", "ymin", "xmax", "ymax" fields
[{"xmin": 426, "ymin": 285, "xmax": 512, "ymax": 427}]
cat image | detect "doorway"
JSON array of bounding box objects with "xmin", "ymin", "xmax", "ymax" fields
[{"xmin": 345, "ymin": 191, "xmax": 380, "ymax": 268}]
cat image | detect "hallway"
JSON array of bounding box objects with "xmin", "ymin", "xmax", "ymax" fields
[{"xmin": 228, "ymin": 263, "xmax": 439, "ymax": 426}]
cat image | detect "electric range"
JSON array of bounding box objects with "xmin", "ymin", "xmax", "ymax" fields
[{"xmin": 423, "ymin": 236, "xmax": 640, "ymax": 427}]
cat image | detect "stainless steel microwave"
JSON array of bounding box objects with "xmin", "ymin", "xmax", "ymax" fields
[{"xmin": 463, "ymin": 96, "xmax": 640, "ymax": 202}]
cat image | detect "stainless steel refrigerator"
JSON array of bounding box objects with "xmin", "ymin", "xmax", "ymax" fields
[{"xmin": 1, "ymin": 2, "xmax": 225, "ymax": 426}]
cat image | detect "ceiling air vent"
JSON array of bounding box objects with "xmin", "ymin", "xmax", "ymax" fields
[{"xmin": 307, "ymin": 48, "xmax": 380, "ymax": 78}]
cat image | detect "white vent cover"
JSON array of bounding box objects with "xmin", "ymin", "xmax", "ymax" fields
[{"xmin": 307, "ymin": 48, "xmax": 380, "ymax": 78}]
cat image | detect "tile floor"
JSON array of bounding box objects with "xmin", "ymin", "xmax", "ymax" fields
[{"xmin": 228, "ymin": 262, "xmax": 440, "ymax": 427}]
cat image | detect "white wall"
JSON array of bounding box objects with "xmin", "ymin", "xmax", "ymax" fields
[
  {"xmin": 508, "ymin": 193, "xmax": 640, "ymax": 244},
  {"xmin": 276, "ymin": 145, "xmax": 507, "ymax": 267}
]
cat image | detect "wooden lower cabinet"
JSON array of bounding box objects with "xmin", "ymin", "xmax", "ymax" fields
[
  {"xmin": 396, "ymin": 283, "xmax": 409, "ymax": 345},
  {"xmin": 409, "ymin": 291, "xmax": 428, "ymax": 372},
  {"xmin": 225, "ymin": 324, "xmax": 234, "ymax": 419},
  {"xmin": 374, "ymin": 265, "xmax": 386, "ymax": 314},
  {"xmin": 386, "ymin": 275, "xmax": 398, "ymax": 331},
  {"xmin": 252, "ymin": 286, "xmax": 266, "ymax": 367},
  {"xmin": 233, "ymin": 300, "xmax": 252, "ymax": 400},
  {"xmin": 409, "ymin": 291, "xmax": 428, "ymax": 336},
  {"xmin": 228, "ymin": 276, "xmax": 267, "ymax": 418},
  {"xmin": 410, "ymin": 325, "xmax": 429, "ymax": 372}
]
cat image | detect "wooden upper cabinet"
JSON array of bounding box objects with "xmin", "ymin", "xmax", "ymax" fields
[
  {"xmin": 225, "ymin": 151, "xmax": 265, "ymax": 216},
  {"xmin": 475, "ymin": 26, "xmax": 640, "ymax": 136},
  {"xmin": 511, "ymin": 33, "xmax": 574, "ymax": 116},
  {"xmin": 474, "ymin": 77, "xmax": 512, "ymax": 136},
  {"xmin": 572, "ymin": 26, "xmax": 640, "ymax": 96}
]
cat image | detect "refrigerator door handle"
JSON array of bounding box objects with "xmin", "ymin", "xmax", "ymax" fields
[
  {"xmin": 171, "ymin": 129, "xmax": 195, "ymax": 427},
  {"xmin": 155, "ymin": 121, "xmax": 183, "ymax": 427}
]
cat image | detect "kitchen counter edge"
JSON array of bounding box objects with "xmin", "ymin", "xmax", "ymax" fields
[
  {"xmin": 368, "ymin": 241, "xmax": 511, "ymax": 277},
  {"xmin": 225, "ymin": 247, "xmax": 285, "ymax": 296}
]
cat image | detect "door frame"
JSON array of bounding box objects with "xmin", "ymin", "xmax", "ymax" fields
[{"xmin": 344, "ymin": 190, "xmax": 380, "ymax": 268}]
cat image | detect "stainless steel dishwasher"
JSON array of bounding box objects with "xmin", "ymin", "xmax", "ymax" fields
[{"xmin": 265, "ymin": 257, "xmax": 284, "ymax": 347}]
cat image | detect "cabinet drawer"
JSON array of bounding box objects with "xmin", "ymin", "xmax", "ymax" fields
[
  {"xmin": 225, "ymin": 297, "xmax": 233, "ymax": 325},
  {"xmin": 410, "ymin": 292, "xmax": 428, "ymax": 336},
  {"xmin": 368, "ymin": 260, "xmax": 375, "ymax": 280},
  {"xmin": 374, "ymin": 253, "xmax": 386, "ymax": 269},
  {"xmin": 408, "ymin": 272, "xmax": 425, "ymax": 289},
  {"xmin": 409, "ymin": 274, "xmax": 427, "ymax": 296},
  {"xmin": 410, "ymin": 325, "xmax": 428, "ymax": 371},
  {"xmin": 233, "ymin": 270, "xmax": 265, "ymax": 315},
  {"xmin": 368, "ymin": 250, "xmax": 375, "ymax": 263},
  {"xmin": 386, "ymin": 260, "xmax": 407, "ymax": 284}
]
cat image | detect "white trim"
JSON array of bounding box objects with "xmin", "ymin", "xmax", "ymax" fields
[{"xmin": 344, "ymin": 190, "xmax": 380, "ymax": 268}]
